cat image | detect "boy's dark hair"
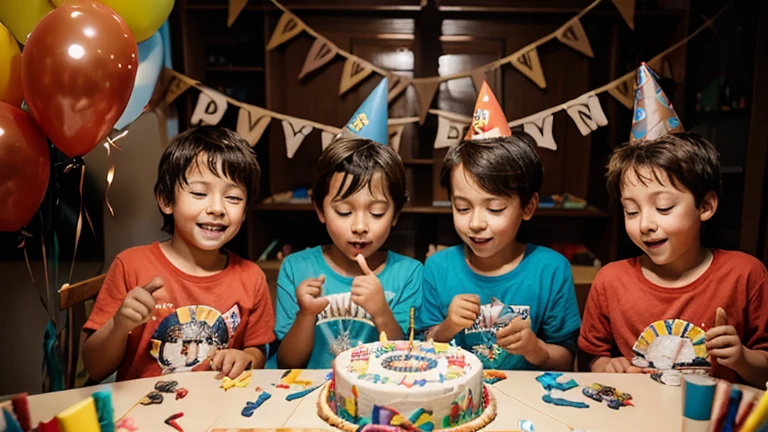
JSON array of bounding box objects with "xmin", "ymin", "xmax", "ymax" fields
[
  {"xmin": 440, "ymin": 132, "xmax": 542, "ymax": 207},
  {"xmin": 312, "ymin": 137, "xmax": 407, "ymax": 214},
  {"xmin": 154, "ymin": 126, "xmax": 260, "ymax": 234},
  {"xmin": 606, "ymin": 131, "xmax": 721, "ymax": 207}
]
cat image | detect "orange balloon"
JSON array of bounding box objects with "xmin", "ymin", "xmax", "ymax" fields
[
  {"xmin": 22, "ymin": 1, "xmax": 137, "ymax": 158},
  {"xmin": 0, "ymin": 102, "xmax": 50, "ymax": 232}
]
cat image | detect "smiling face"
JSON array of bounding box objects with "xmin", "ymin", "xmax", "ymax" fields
[
  {"xmin": 316, "ymin": 171, "xmax": 397, "ymax": 265},
  {"xmin": 450, "ymin": 164, "xmax": 536, "ymax": 266},
  {"xmin": 158, "ymin": 154, "xmax": 247, "ymax": 253},
  {"xmin": 620, "ymin": 167, "xmax": 717, "ymax": 268}
]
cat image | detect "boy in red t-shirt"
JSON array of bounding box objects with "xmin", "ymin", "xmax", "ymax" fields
[
  {"xmin": 578, "ymin": 64, "xmax": 768, "ymax": 388},
  {"xmin": 82, "ymin": 126, "xmax": 275, "ymax": 382}
]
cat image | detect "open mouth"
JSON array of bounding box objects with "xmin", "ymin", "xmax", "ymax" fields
[
  {"xmin": 349, "ymin": 241, "xmax": 371, "ymax": 252},
  {"xmin": 198, "ymin": 223, "xmax": 228, "ymax": 235},
  {"xmin": 643, "ymin": 238, "xmax": 667, "ymax": 249},
  {"xmin": 468, "ymin": 236, "xmax": 492, "ymax": 246}
]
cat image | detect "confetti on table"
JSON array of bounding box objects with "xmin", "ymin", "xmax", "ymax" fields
[
  {"xmin": 155, "ymin": 381, "xmax": 178, "ymax": 393},
  {"xmin": 139, "ymin": 391, "xmax": 163, "ymax": 406},
  {"xmin": 542, "ymin": 393, "xmax": 589, "ymax": 409},
  {"xmin": 483, "ymin": 370, "xmax": 507, "ymax": 385},
  {"xmin": 286, "ymin": 382, "xmax": 325, "ymax": 401},
  {"xmin": 241, "ymin": 391, "xmax": 272, "ymax": 417},
  {"xmin": 115, "ymin": 417, "xmax": 137, "ymax": 432},
  {"xmin": 164, "ymin": 412, "xmax": 184, "ymax": 431},
  {"xmin": 175, "ymin": 389, "xmax": 188, "ymax": 400},
  {"xmin": 536, "ymin": 372, "xmax": 578, "ymax": 392},
  {"xmin": 582, "ymin": 383, "xmax": 633, "ymax": 409},
  {"xmin": 221, "ymin": 371, "xmax": 252, "ymax": 390}
]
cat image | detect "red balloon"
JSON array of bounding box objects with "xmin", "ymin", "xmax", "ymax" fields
[
  {"xmin": 22, "ymin": 1, "xmax": 138, "ymax": 158},
  {"xmin": 0, "ymin": 102, "xmax": 50, "ymax": 232}
]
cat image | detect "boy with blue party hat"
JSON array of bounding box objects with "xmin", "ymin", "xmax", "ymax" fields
[
  {"xmin": 417, "ymin": 81, "xmax": 581, "ymax": 371},
  {"xmin": 275, "ymin": 78, "xmax": 422, "ymax": 369},
  {"xmin": 579, "ymin": 63, "xmax": 768, "ymax": 387}
]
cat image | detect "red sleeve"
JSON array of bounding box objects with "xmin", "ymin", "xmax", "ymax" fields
[
  {"xmin": 578, "ymin": 267, "xmax": 614, "ymax": 357},
  {"xmin": 241, "ymin": 267, "xmax": 276, "ymax": 348},
  {"xmin": 745, "ymin": 264, "xmax": 768, "ymax": 352},
  {"xmin": 82, "ymin": 257, "xmax": 131, "ymax": 332}
]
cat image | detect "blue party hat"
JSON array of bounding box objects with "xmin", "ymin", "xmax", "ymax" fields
[
  {"xmin": 629, "ymin": 62, "xmax": 683, "ymax": 143},
  {"xmin": 343, "ymin": 78, "xmax": 389, "ymax": 145}
]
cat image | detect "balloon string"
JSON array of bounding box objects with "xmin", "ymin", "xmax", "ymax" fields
[
  {"xmin": 67, "ymin": 164, "xmax": 85, "ymax": 285},
  {"xmin": 39, "ymin": 211, "xmax": 54, "ymax": 325}
]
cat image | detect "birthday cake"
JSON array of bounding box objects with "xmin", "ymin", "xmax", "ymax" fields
[{"xmin": 318, "ymin": 339, "xmax": 495, "ymax": 431}]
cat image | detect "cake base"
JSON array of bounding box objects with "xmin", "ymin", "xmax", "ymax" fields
[{"xmin": 316, "ymin": 382, "xmax": 497, "ymax": 432}]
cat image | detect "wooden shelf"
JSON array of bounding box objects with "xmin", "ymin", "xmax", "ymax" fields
[
  {"xmin": 206, "ymin": 66, "xmax": 265, "ymax": 72},
  {"xmin": 254, "ymin": 202, "xmax": 609, "ymax": 217}
]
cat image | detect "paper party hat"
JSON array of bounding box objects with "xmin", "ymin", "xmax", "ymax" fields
[
  {"xmin": 342, "ymin": 78, "xmax": 389, "ymax": 145},
  {"xmin": 465, "ymin": 81, "xmax": 511, "ymax": 140},
  {"xmin": 629, "ymin": 62, "xmax": 684, "ymax": 143}
]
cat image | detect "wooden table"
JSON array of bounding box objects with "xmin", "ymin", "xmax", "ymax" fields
[{"xmin": 21, "ymin": 370, "xmax": 749, "ymax": 431}]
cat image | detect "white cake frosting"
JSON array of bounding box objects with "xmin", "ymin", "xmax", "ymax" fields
[{"xmin": 328, "ymin": 339, "xmax": 486, "ymax": 430}]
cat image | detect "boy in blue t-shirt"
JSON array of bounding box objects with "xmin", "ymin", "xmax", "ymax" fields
[
  {"xmin": 417, "ymin": 82, "xmax": 581, "ymax": 371},
  {"xmin": 274, "ymin": 79, "xmax": 422, "ymax": 368}
]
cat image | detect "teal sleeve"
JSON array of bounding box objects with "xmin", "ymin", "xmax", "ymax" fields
[
  {"xmin": 390, "ymin": 263, "xmax": 423, "ymax": 334},
  {"xmin": 540, "ymin": 261, "xmax": 581, "ymax": 353},
  {"xmin": 274, "ymin": 258, "xmax": 299, "ymax": 340},
  {"xmin": 416, "ymin": 259, "xmax": 445, "ymax": 331}
]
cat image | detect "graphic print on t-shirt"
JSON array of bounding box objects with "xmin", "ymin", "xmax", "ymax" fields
[
  {"xmin": 455, "ymin": 297, "xmax": 530, "ymax": 368},
  {"xmin": 149, "ymin": 304, "xmax": 241, "ymax": 373},
  {"xmin": 314, "ymin": 291, "xmax": 395, "ymax": 365}
]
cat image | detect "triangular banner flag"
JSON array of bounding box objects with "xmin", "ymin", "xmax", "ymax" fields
[
  {"xmin": 161, "ymin": 70, "xmax": 195, "ymax": 108},
  {"xmin": 281, "ymin": 119, "xmax": 313, "ymax": 158},
  {"xmin": 608, "ymin": 75, "xmax": 635, "ymax": 109},
  {"xmin": 611, "ymin": 0, "xmax": 635, "ymax": 30},
  {"xmin": 434, "ymin": 114, "xmax": 466, "ymax": 149},
  {"xmin": 299, "ymin": 38, "xmax": 338, "ymax": 79},
  {"xmin": 512, "ymin": 47, "xmax": 547, "ymax": 89},
  {"xmin": 557, "ymin": 19, "xmax": 594, "ymax": 58},
  {"xmin": 388, "ymin": 124, "xmax": 405, "ymax": 153},
  {"xmin": 387, "ymin": 76, "xmax": 411, "ymax": 103},
  {"xmin": 321, "ymin": 131, "xmax": 336, "ymax": 150},
  {"xmin": 339, "ymin": 58, "xmax": 373, "ymax": 95},
  {"xmin": 566, "ymin": 93, "xmax": 608, "ymax": 136},
  {"xmin": 471, "ymin": 68, "xmax": 488, "ymax": 92},
  {"xmin": 191, "ymin": 88, "xmax": 228, "ymax": 126},
  {"xmin": 522, "ymin": 114, "xmax": 557, "ymax": 151},
  {"xmin": 228, "ymin": 0, "xmax": 249, "ymax": 27},
  {"xmin": 413, "ymin": 78, "xmax": 441, "ymax": 124},
  {"xmin": 236, "ymin": 106, "xmax": 271, "ymax": 146},
  {"xmin": 266, "ymin": 12, "xmax": 304, "ymax": 50}
]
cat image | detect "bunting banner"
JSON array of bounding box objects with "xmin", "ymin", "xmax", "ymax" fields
[
  {"xmin": 339, "ymin": 58, "xmax": 374, "ymax": 95},
  {"xmin": 388, "ymin": 125, "xmax": 405, "ymax": 154},
  {"xmin": 321, "ymin": 131, "xmax": 336, "ymax": 150},
  {"xmin": 607, "ymin": 75, "xmax": 635, "ymax": 109},
  {"xmin": 413, "ymin": 78, "xmax": 441, "ymax": 124},
  {"xmin": 432, "ymin": 110, "xmax": 470, "ymax": 149},
  {"xmin": 557, "ymin": 19, "xmax": 594, "ymax": 58},
  {"xmin": 237, "ymin": 106, "xmax": 272, "ymax": 146},
  {"xmin": 566, "ymin": 93, "xmax": 608, "ymax": 136},
  {"xmin": 282, "ymin": 119, "xmax": 313, "ymax": 158},
  {"xmin": 267, "ymin": 12, "xmax": 304, "ymax": 51},
  {"xmin": 160, "ymin": 69, "xmax": 195, "ymax": 108},
  {"xmin": 387, "ymin": 76, "xmax": 411, "ymax": 103},
  {"xmin": 191, "ymin": 89, "xmax": 228, "ymax": 126},
  {"xmin": 511, "ymin": 47, "xmax": 547, "ymax": 89},
  {"xmin": 471, "ymin": 69, "xmax": 489, "ymax": 92},
  {"xmin": 228, "ymin": 0, "xmax": 249, "ymax": 28},
  {"xmin": 611, "ymin": 0, "xmax": 636, "ymax": 30},
  {"xmin": 299, "ymin": 38, "xmax": 338, "ymax": 79},
  {"xmin": 522, "ymin": 115, "xmax": 557, "ymax": 151}
]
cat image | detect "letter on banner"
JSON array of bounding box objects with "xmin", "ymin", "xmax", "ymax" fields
[
  {"xmin": 512, "ymin": 48, "xmax": 546, "ymax": 89},
  {"xmin": 434, "ymin": 115, "xmax": 465, "ymax": 149},
  {"xmin": 523, "ymin": 115, "xmax": 557, "ymax": 151},
  {"xmin": 608, "ymin": 76, "xmax": 634, "ymax": 110},
  {"xmin": 566, "ymin": 93, "xmax": 608, "ymax": 136},
  {"xmin": 237, "ymin": 106, "xmax": 272, "ymax": 146},
  {"xmin": 191, "ymin": 89, "xmax": 228, "ymax": 126},
  {"xmin": 267, "ymin": 12, "xmax": 304, "ymax": 50},
  {"xmin": 299, "ymin": 38, "xmax": 338, "ymax": 79},
  {"xmin": 282, "ymin": 119, "xmax": 313, "ymax": 158}
]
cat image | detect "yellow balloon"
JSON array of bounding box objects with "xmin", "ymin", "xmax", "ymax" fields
[
  {"xmin": 0, "ymin": 0, "xmax": 54, "ymax": 44},
  {"xmin": 0, "ymin": 23, "xmax": 22, "ymax": 107},
  {"xmin": 95, "ymin": 0, "xmax": 174, "ymax": 43}
]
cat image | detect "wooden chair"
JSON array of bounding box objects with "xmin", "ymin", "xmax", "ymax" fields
[{"xmin": 58, "ymin": 273, "xmax": 106, "ymax": 389}]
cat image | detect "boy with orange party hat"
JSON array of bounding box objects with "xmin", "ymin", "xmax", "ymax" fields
[
  {"xmin": 416, "ymin": 82, "xmax": 581, "ymax": 371},
  {"xmin": 579, "ymin": 64, "xmax": 768, "ymax": 387}
]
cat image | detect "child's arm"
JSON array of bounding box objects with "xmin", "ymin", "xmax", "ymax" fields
[
  {"xmin": 83, "ymin": 277, "xmax": 164, "ymax": 381},
  {"xmin": 276, "ymin": 275, "xmax": 328, "ymax": 369},
  {"xmin": 426, "ymin": 294, "xmax": 481, "ymax": 342},
  {"xmin": 210, "ymin": 346, "xmax": 267, "ymax": 378},
  {"xmin": 352, "ymin": 255, "xmax": 402, "ymax": 339},
  {"xmin": 707, "ymin": 307, "xmax": 768, "ymax": 388}
]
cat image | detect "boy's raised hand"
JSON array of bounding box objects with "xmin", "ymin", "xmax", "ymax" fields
[
  {"xmin": 445, "ymin": 294, "xmax": 481, "ymax": 336},
  {"xmin": 351, "ymin": 254, "xmax": 387, "ymax": 318},
  {"xmin": 211, "ymin": 348, "xmax": 253, "ymax": 379},
  {"xmin": 296, "ymin": 275, "xmax": 329, "ymax": 316},
  {"xmin": 114, "ymin": 277, "xmax": 163, "ymax": 334},
  {"xmin": 496, "ymin": 317, "xmax": 540, "ymax": 358},
  {"xmin": 706, "ymin": 307, "xmax": 744, "ymax": 368}
]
